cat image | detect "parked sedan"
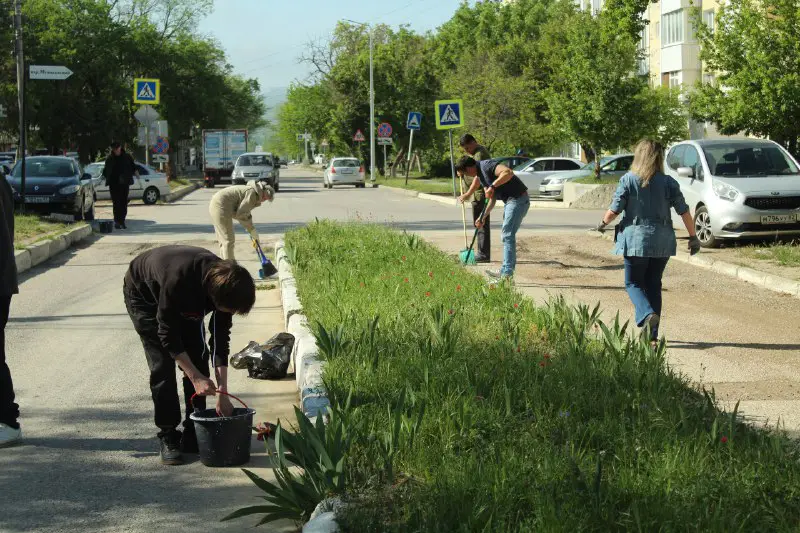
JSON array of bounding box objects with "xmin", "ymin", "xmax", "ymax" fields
[
  {"xmin": 231, "ymin": 153, "xmax": 280, "ymax": 190},
  {"xmin": 491, "ymin": 156, "xmax": 531, "ymax": 171},
  {"xmin": 513, "ymin": 157, "xmax": 583, "ymax": 192},
  {"xmin": 665, "ymin": 139, "xmax": 800, "ymax": 248},
  {"xmin": 90, "ymin": 161, "xmax": 171, "ymax": 204},
  {"xmin": 539, "ymin": 154, "xmax": 634, "ymax": 200},
  {"xmin": 324, "ymin": 158, "xmax": 365, "ymax": 188},
  {"xmin": 6, "ymin": 156, "xmax": 95, "ymax": 220}
]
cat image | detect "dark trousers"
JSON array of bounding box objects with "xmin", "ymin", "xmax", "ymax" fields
[
  {"xmin": 624, "ymin": 257, "xmax": 670, "ymax": 339},
  {"xmin": 110, "ymin": 183, "xmax": 130, "ymax": 225},
  {"xmin": 0, "ymin": 296, "xmax": 19, "ymax": 429},
  {"xmin": 472, "ymin": 200, "xmax": 491, "ymax": 260},
  {"xmin": 124, "ymin": 285, "xmax": 209, "ymax": 438}
]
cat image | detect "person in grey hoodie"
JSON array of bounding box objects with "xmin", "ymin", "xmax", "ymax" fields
[
  {"xmin": 0, "ymin": 174, "xmax": 20, "ymax": 447},
  {"xmin": 209, "ymin": 180, "xmax": 274, "ymax": 261}
]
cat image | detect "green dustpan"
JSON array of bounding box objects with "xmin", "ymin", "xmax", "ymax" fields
[{"xmin": 459, "ymin": 200, "xmax": 488, "ymax": 266}]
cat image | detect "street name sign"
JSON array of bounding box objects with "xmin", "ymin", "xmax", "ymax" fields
[
  {"xmin": 377, "ymin": 137, "xmax": 393, "ymax": 146},
  {"xmin": 29, "ymin": 65, "xmax": 73, "ymax": 80},
  {"xmin": 435, "ymin": 99, "xmax": 464, "ymax": 130},
  {"xmin": 134, "ymin": 78, "xmax": 160, "ymax": 104}
]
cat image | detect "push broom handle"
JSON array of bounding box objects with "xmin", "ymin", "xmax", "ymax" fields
[
  {"xmin": 459, "ymin": 176, "xmax": 468, "ymax": 249},
  {"xmin": 465, "ymin": 200, "xmax": 490, "ymax": 256}
]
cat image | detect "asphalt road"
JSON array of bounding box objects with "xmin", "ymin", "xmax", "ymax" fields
[{"xmin": 1, "ymin": 168, "xmax": 602, "ymax": 533}]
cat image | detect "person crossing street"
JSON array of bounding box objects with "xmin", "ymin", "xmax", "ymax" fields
[
  {"xmin": 209, "ymin": 181, "xmax": 274, "ymax": 261},
  {"xmin": 102, "ymin": 142, "xmax": 139, "ymax": 229},
  {"xmin": 0, "ymin": 175, "xmax": 20, "ymax": 448}
]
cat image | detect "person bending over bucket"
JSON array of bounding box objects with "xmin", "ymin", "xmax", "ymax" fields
[
  {"xmin": 209, "ymin": 181, "xmax": 274, "ymax": 261},
  {"xmin": 456, "ymin": 156, "xmax": 530, "ymax": 281},
  {"xmin": 123, "ymin": 245, "xmax": 256, "ymax": 465}
]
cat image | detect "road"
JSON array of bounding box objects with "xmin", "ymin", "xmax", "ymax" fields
[{"xmin": 0, "ymin": 168, "xmax": 602, "ymax": 533}]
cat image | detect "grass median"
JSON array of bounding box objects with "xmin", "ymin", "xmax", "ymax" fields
[
  {"xmin": 169, "ymin": 177, "xmax": 192, "ymax": 190},
  {"xmin": 739, "ymin": 242, "xmax": 800, "ymax": 267},
  {"xmin": 253, "ymin": 222, "xmax": 800, "ymax": 531},
  {"xmin": 13, "ymin": 213, "xmax": 70, "ymax": 249}
]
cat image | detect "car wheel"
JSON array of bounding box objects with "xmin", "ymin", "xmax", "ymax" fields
[
  {"xmin": 694, "ymin": 206, "xmax": 719, "ymax": 248},
  {"xmin": 357, "ymin": 183, "xmax": 366, "ymax": 188},
  {"xmin": 143, "ymin": 186, "xmax": 160, "ymax": 205}
]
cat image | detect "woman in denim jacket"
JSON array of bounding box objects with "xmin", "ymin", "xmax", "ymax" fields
[{"xmin": 595, "ymin": 140, "xmax": 701, "ymax": 343}]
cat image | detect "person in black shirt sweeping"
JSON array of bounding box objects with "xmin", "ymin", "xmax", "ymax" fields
[{"xmin": 123, "ymin": 245, "xmax": 256, "ymax": 465}]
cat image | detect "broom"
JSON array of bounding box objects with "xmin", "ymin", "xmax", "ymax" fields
[{"xmin": 459, "ymin": 194, "xmax": 489, "ymax": 266}]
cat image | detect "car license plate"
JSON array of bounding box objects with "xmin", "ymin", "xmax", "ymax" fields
[
  {"xmin": 340, "ymin": 168, "xmax": 354, "ymax": 174},
  {"xmin": 26, "ymin": 196, "xmax": 50, "ymax": 204},
  {"xmin": 761, "ymin": 214, "xmax": 797, "ymax": 225}
]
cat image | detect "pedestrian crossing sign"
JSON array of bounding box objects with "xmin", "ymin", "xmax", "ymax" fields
[
  {"xmin": 134, "ymin": 78, "xmax": 160, "ymax": 104},
  {"xmin": 435, "ymin": 99, "xmax": 463, "ymax": 130}
]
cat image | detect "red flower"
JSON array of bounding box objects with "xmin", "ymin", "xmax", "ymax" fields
[
  {"xmin": 451, "ymin": 271, "xmax": 455, "ymax": 276},
  {"xmin": 404, "ymin": 278, "xmax": 409, "ymax": 283},
  {"xmin": 721, "ymin": 436, "xmax": 728, "ymax": 444},
  {"xmin": 456, "ymin": 285, "xmax": 462, "ymax": 291},
  {"xmin": 425, "ymin": 291, "xmax": 431, "ymax": 297},
  {"xmin": 360, "ymin": 282, "xmax": 365, "ymax": 287},
  {"xmin": 543, "ymin": 354, "xmax": 551, "ymax": 359},
  {"xmin": 429, "ymin": 271, "xmax": 434, "ymax": 278},
  {"xmin": 495, "ymin": 336, "xmax": 500, "ymax": 340},
  {"xmin": 514, "ymin": 303, "xmax": 519, "ymax": 309},
  {"xmin": 516, "ymin": 347, "xmax": 521, "ymax": 353},
  {"xmin": 401, "ymin": 256, "xmax": 407, "ymax": 261},
  {"xmin": 539, "ymin": 361, "xmax": 546, "ymax": 368},
  {"xmin": 448, "ymin": 309, "xmax": 454, "ymax": 315}
]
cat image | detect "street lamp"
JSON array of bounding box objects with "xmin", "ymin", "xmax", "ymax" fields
[{"xmin": 344, "ymin": 19, "xmax": 376, "ymax": 185}]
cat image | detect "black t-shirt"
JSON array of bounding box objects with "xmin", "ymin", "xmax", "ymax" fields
[{"xmin": 477, "ymin": 160, "xmax": 527, "ymax": 202}]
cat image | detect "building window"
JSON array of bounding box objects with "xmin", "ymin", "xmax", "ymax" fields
[
  {"xmin": 662, "ymin": 10, "xmax": 684, "ymax": 45},
  {"xmin": 655, "ymin": 21, "xmax": 660, "ymax": 39},
  {"xmin": 662, "ymin": 71, "xmax": 681, "ymax": 88},
  {"xmin": 703, "ymin": 10, "xmax": 715, "ymax": 34}
]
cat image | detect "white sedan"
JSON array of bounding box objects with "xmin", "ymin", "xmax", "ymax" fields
[
  {"xmin": 513, "ymin": 157, "xmax": 584, "ymax": 192},
  {"xmin": 323, "ymin": 158, "xmax": 366, "ymax": 188},
  {"xmin": 86, "ymin": 161, "xmax": 171, "ymax": 205}
]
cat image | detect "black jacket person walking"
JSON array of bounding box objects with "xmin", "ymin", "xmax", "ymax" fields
[{"xmin": 103, "ymin": 142, "xmax": 138, "ymax": 229}]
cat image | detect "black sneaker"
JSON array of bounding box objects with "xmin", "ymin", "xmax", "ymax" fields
[
  {"xmin": 121, "ymin": 223, "xmax": 127, "ymax": 229},
  {"xmin": 475, "ymin": 255, "xmax": 491, "ymax": 264},
  {"xmin": 159, "ymin": 432, "xmax": 183, "ymax": 465},
  {"xmin": 181, "ymin": 429, "xmax": 199, "ymax": 454},
  {"xmin": 114, "ymin": 223, "xmax": 122, "ymax": 230}
]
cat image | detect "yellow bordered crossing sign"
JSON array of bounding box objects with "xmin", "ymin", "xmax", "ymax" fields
[
  {"xmin": 134, "ymin": 78, "xmax": 160, "ymax": 105},
  {"xmin": 434, "ymin": 99, "xmax": 464, "ymax": 130}
]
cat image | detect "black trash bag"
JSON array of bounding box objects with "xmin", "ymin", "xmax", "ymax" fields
[{"xmin": 230, "ymin": 333, "xmax": 295, "ymax": 380}]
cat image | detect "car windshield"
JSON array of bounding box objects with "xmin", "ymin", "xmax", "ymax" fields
[
  {"xmin": 334, "ymin": 160, "xmax": 360, "ymax": 168},
  {"xmin": 12, "ymin": 158, "xmax": 75, "ymax": 178},
  {"xmin": 702, "ymin": 143, "xmax": 800, "ymax": 176},
  {"xmin": 513, "ymin": 160, "xmax": 533, "ymax": 171},
  {"xmin": 581, "ymin": 157, "xmax": 612, "ymax": 170},
  {"xmin": 86, "ymin": 163, "xmax": 103, "ymax": 173},
  {"xmin": 237, "ymin": 155, "xmax": 272, "ymax": 167}
]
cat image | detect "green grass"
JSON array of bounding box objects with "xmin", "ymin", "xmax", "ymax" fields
[
  {"xmin": 283, "ymin": 221, "xmax": 800, "ymax": 533},
  {"xmin": 377, "ymin": 176, "xmax": 454, "ymax": 194},
  {"xmin": 574, "ymin": 175, "xmax": 621, "ymax": 185},
  {"xmin": 13, "ymin": 214, "xmax": 70, "ymax": 249},
  {"xmin": 169, "ymin": 177, "xmax": 192, "ymax": 190},
  {"xmin": 739, "ymin": 242, "xmax": 800, "ymax": 267}
]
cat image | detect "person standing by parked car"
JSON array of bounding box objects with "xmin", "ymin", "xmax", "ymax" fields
[
  {"xmin": 0, "ymin": 175, "xmax": 20, "ymax": 447},
  {"xmin": 123, "ymin": 245, "xmax": 256, "ymax": 464},
  {"xmin": 595, "ymin": 140, "xmax": 701, "ymax": 344},
  {"xmin": 458, "ymin": 134, "xmax": 492, "ymax": 263},
  {"xmin": 456, "ymin": 156, "xmax": 530, "ymax": 280},
  {"xmin": 209, "ymin": 181, "xmax": 274, "ymax": 261},
  {"xmin": 103, "ymin": 142, "xmax": 139, "ymax": 229}
]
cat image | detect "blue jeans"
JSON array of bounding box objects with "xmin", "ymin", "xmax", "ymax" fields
[
  {"xmin": 501, "ymin": 194, "xmax": 530, "ymax": 277},
  {"xmin": 624, "ymin": 256, "xmax": 669, "ymax": 338}
]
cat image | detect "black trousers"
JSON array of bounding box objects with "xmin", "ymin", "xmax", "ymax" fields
[
  {"xmin": 472, "ymin": 200, "xmax": 491, "ymax": 260},
  {"xmin": 0, "ymin": 296, "xmax": 19, "ymax": 428},
  {"xmin": 124, "ymin": 285, "xmax": 209, "ymax": 438},
  {"xmin": 110, "ymin": 183, "xmax": 130, "ymax": 225}
]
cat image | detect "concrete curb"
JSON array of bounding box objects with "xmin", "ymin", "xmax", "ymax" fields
[
  {"xmin": 274, "ymin": 240, "xmax": 331, "ymax": 422},
  {"xmin": 164, "ymin": 182, "xmax": 201, "ymax": 203},
  {"xmin": 588, "ymin": 230, "xmax": 800, "ymax": 298},
  {"xmin": 14, "ymin": 223, "xmax": 93, "ymax": 275},
  {"xmin": 380, "ymin": 184, "xmax": 569, "ymax": 209}
]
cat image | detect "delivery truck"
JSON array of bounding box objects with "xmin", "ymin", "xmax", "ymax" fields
[{"xmin": 202, "ymin": 129, "xmax": 248, "ymax": 187}]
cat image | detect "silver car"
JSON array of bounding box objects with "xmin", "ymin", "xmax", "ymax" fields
[
  {"xmin": 232, "ymin": 153, "xmax": 280, "ymax": 191},
  {"xmin": 324, "ymin": 158, "xmax": 365, "ymax": 188},
  {"xmin": 513, "ymin": 157, "xmax": 583, "ymax": 192},
  {"xmin": 665, "ymin": 139, "xmax": 800, "ymax": 247}
]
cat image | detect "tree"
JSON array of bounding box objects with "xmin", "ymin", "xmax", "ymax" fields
[{"xmin": 690, "ymin": 0, "xmax": 800, "ymax": 156}]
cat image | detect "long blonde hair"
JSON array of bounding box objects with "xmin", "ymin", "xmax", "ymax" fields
[{"xmin": 630, "ymin": 139, "xmax": 664, "ymax": 187}]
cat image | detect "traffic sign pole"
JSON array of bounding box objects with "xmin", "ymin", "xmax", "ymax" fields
[
  {"xmin": 449, "ymin": 130, "xmax": 457, "ymax": 198},
  {"xmin": 404, "ymin": 129, "xmax": 415, "ymax": 187}
]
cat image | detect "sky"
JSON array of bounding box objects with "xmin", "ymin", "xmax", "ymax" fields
[{"xmin": 197, "ymin": 0, "xmax": 465, "ymax": 99}]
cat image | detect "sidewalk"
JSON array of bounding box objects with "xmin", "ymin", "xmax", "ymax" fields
[{"xmin": 426, "ymin": 230, "xmax": 800, "ymax": 436}]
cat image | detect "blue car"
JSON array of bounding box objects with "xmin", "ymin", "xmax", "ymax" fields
[{"xmin": 6, "ymin": 156, "xmax": 96, "ymax": 221}]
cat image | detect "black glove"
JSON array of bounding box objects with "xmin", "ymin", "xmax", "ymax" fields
[
  {"xmin": 594, "ymin": 220, "xmax": 608, "ymax": 233},
  {"xmin": 688, "ymin": 236, "xmax": 701, "ymax": 256}
]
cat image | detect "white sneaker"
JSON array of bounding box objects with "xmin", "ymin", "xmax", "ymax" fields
[{"xmin": 0, "ymin": 423, "xmax": 21, "ymax": 448}]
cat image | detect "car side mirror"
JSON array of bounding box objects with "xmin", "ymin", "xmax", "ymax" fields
[{"xmin": 677, "ymin": 167, "xmax": 695, "ymax": 179}]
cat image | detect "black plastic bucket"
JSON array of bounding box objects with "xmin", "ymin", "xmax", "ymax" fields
[
  {"xmin": 189, "ymin": 393, "xmax": 255, "ymax": 467},
  {"xmin": 98, "ymin": 221, "xmax": 113, "ymax": 234}
]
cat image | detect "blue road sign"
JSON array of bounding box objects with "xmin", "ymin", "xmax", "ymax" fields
[
  {"xmin": 435, "ymin": 100, "xmax": 463, "ymax": 130},
  {"xmin": 407, "ymin": 112, "xmax": 422, "ymax": 130},
  {"xmin": 134, "ymin": 78, "xmax": 160, "ymax": 104}
]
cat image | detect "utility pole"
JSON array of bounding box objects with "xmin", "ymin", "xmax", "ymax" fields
[
  {"xmin": 368, "ymin": 29, "xmax": 375, "ymax": 185},
  {"xmin": 14, "ymin": 0, "xmax": 26, "ymax": 209}
]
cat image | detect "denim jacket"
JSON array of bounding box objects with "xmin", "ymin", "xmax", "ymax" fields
[{"xmin": 610, "ymin": 172, "xmax": 689, "ymax": 257}]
